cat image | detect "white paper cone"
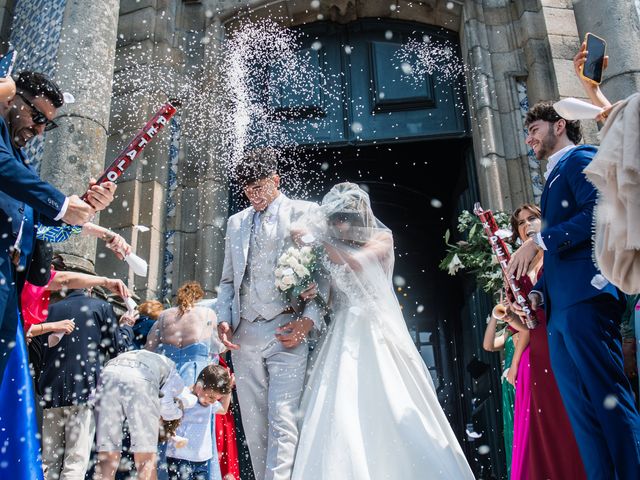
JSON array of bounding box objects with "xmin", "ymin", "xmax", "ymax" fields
[
  {"xmin": 553, "ymin": 98, "xmax": 604, "ymax": 120},
  {"xmin": 48, "ymin": 332, "xmax": 64, "ymax": 348},
  {"xmin": 125, "ymin": 253, "xmax": 148, "ymax": 277},
  {"xmin": 124, "ymin": 297, "xmax": 138, "ymax": 313}
]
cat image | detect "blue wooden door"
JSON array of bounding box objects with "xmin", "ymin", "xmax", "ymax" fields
[{"xmin": 274, "ymin": 20, "xmax": 469, "ymax": 146}]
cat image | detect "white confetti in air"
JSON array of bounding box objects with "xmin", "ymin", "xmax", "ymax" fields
[
  {"xmin": 320, "ymin": 162, "xmax": 329, "ymax": 171},
  {"xmin": 311, "ymin": 41, "xmax": 322, "ymax": 51},
  {"xmin": 446, "ymin": 1, "xmax": 455, "ymax": 9},
  {"xmin": 561, "ymin": 200, "xmax": 569, "ymax": 208},
  {"xmin": 495, "ymin": 228, "xmax": 512, "ymax": 240},
  {"xmin": 310, "ymin": 0, "xmax": 320, "ymax": 8},
  {"xmin": 62, "ymin": 92, "xmax": 75, "ymax": 104},
  {"xmin": 385, "ymin": 30, "xmax": 393, "ymax": 40},
  {"xmin": 478, "ymin": 445, "xmax": 490, "ymax": 455},
  {"xmin": 344, "ymin": 45, "xmax": 353, "ymax": 55},
  {"xmin": 430, "ymin": 198, "xmax": 443, "ymax": 208},
  {"xmin": 351, "ymin": 122, "xmax": 363, "ymax": 134},
  {"xmin": 393, "ymin": 275, "xmax": 406, "ymax": 287},
  {"xmin": 417, "ymin": 304, "xmax": 425, "ymax": 313},
  {"xmin": 400, "ymin": 62, "xmax": 414, "ymax": 75},
  {"xmin": 603, "ymin": 394, "xmax": 618, "ymax": 410},
  {"xmin": 134, "ymin": 225, "xmax": 150, "ymax": 232}
]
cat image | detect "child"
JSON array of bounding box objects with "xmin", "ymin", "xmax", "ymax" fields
[
  {"xmin": 166, "ymin": 364, "xmax": 233, "ymax": 480},
  {"xmin": 93, "ymin": 350, "xmax": 194, "ymax": 480}
]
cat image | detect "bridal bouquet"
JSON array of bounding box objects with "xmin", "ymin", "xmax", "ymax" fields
[{"xmin": 275, "ymin": 245, "xmax": 327, "ymax": 309}]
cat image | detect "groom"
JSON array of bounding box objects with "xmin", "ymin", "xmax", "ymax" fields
[{"xmin": 216, "ymin": 148, "xmax": 325, "ymax": 480}]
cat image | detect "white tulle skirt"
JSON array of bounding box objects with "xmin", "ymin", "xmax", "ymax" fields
[{"xmin": 291, "ymin": 303, "xmax": 475, "ymax": 480}]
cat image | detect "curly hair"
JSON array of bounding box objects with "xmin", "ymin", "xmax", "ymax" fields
[
  {"xmin": 197, "ymin": 364, "xmax": 233, "ymax": 395},
  {"xmin": 176, "ymin": 281, "xmax": 204, "ymax": 316},
  {"xmin": 510, "ymin": 203, "xmax": 542, "ymax": 243},
  {"xmin": 138, "ymin": 300, "xmax": 163, "ymax": 320},
  {"xmin": 525, "ymin": 101, "xmax": 582, "ymax": 145}
]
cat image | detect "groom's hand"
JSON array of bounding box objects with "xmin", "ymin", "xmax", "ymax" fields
[
  {"xmin": 507, "ymin": 238, "xmax": 540, "ymax": 280},
  {"xmin": 276, "ymin": 317, "xmax": 314, "ymax": 348},
  {"xmin": 218, "ymin": 322, "xmax": 240, "ymax": 350}
]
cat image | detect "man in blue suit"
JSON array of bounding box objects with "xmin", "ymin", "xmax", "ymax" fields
[
  {"xmin": 0, "ymin": 71, "xmax": 117, "ymax": 369},
  {"xmin": 509, "ymin": 101, "xmax": 640, "ymax": 479}
]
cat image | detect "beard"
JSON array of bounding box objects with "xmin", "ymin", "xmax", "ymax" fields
[{"xmin": 534, "ymin": 129, "xmax": 559, "ymax": 160}]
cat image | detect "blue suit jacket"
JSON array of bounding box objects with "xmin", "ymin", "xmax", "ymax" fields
[
  {"xmin": 534, "ymin": 145, "xmax": 619, "ymax": 313},
  {"xmin": 0, "ymin": 116, "xmax": 66, "ymax": 367}
]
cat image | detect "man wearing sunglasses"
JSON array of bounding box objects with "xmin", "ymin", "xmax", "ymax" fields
[{"xmin": 0, "ymin": 71, "xmax": 117, "ymax": 373}]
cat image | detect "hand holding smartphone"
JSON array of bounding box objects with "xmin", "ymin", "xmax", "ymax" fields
[{"xmin": 580, "ymin": 33, "xmax": 607, "ymax": 85}]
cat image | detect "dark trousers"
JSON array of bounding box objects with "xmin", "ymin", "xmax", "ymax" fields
[
  {"xmin": 547, "ymin": 295, "xmax": 640, "ymax": 479},
  {"xmin": 167, "ymin": 457, "xmax": 208, "ymax": 480}
]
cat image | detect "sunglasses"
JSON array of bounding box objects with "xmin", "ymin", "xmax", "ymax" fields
[{"xmin": 17, "ymin": 93, "xmax": 58, "ymax": 131}]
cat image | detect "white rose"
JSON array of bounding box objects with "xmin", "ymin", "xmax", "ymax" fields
[
  {"xmin": 287, "ymin": 257, "xmax": 301, "ymax": 269},
  {"xmin": 275, "ymin": 267, "xmax": 284, "ymax": 278},
  {"xmin": 279, "ymin": 253, "xmax": 288, "ymax": 264},
  {"xmin": 300, "ymin": 246, "xmax": 312, "ymax": 256},
  {"xmin": 281, "ymin": 275, "xmax": 295, "ymax": 288},
  {"xmin": 294, "ymin": 265, "xmax": 310, "ymax": 277},
  {"xmin": 282, "ymin": 267, "xmax": 294, "ymax": 277}
]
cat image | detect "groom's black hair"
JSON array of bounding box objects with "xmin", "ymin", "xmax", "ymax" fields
[{"xmin": 235, "ymin": 147, "xmax": 279, "ymax": 187}]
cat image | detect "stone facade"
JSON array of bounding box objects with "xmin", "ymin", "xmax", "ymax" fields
[{"xmin": 3, "ymin": 0, "xmax": 639, "ymax": 295}]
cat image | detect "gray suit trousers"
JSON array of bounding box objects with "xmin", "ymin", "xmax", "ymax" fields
[{"xmin": 231, "ymin": 312, "xmax": 308, "ymax": 480}]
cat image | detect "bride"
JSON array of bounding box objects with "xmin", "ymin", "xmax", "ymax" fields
[{"xmin": 291, "ymin": 182, "xmax": 474, "ymax": 479}]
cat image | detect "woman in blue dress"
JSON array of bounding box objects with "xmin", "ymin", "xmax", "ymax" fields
[{"xmin": 146, "ymin": 281, "xmax": 224, "ymax": 480}]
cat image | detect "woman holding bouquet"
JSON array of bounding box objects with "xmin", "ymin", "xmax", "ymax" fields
[{"xmin": 291, "ymin": 183, "xmax": 474, "ymax": 479}]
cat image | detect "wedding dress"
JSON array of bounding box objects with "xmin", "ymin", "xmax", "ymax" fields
[{"xmin": 291, "ymin": 183, "xmax": 475, "ymax": 479}]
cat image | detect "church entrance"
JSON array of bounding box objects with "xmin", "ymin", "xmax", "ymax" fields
[{"xmin": 231, "ymin": 18, "xmax": 506, "ymax": 479}]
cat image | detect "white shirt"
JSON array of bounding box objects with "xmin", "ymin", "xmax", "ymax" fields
[
  {"xmin": 166, "ymin": 400, "xmax": 223, "ymax": 462},
  {"xmin": 544, "ymin": 144, "xmax": 576, "ymax": 180}
]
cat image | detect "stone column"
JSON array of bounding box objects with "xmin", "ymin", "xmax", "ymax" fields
[
  {"xmin": 572, "ymin": 0, "xmax": 640, "ymax": 102},
  {"xmin": 38, "ymin": 0, "xmax": 120, "ymax": 272}
]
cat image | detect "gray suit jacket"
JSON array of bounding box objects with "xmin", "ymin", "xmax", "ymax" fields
[{"xmin": 216, "ymin": 194, "xmax": 327, "ymax": 331}]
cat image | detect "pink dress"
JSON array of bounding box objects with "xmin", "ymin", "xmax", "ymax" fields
[
  {"xmin": 21, "ymin": 270, "xmax": 56, "ymax": 332},
  {"xmin": 510, "ymin": 344, "xmax": 531, "ymax": 480}
]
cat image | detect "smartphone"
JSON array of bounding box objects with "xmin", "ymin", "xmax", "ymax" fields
[
  {"xmin": 581, "ymin": 33, "xmax": 606, "ymax": 84},
  {"xmin": 0, "ymin": 50, "xmax": 16, "ymax": 78}
]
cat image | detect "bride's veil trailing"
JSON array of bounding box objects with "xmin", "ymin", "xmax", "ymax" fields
[{"xmin": 292, "ymin": 182, "xmax": 474, "ymax": 479}]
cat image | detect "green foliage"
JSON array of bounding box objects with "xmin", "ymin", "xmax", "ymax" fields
[{"xmin": 439, "ymin": 209, "xmax": 513, "ymax": 295}]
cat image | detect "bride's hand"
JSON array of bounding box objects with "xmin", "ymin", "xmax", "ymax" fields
[
  {"xmin": 299, "ymin": 283, "xmax": 317, "ymax": 302},
  {"xmin": 290, "ymin": 227, "xmax": 309, "ymax": 247}
]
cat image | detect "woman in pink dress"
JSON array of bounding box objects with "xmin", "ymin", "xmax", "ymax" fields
[{"xmin": 507, "ymin": 204, "xmax": 585, "ymax": 479}]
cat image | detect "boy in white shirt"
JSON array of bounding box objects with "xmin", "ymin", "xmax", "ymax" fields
[{"xmin": 166, "ymin": 364, "xmax": 233, "ymax": 480}]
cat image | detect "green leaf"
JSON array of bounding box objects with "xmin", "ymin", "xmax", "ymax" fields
[{"xmin": 444, "ymin": 229, "xmax": 450, "ymax": 244}]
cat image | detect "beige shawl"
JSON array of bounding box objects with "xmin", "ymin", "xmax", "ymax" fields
[{"xmin": 584, "ymin": 93, "xmax": 640, "ymax": 294}]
